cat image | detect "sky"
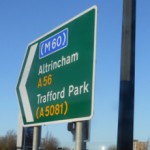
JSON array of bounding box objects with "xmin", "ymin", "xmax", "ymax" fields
[{"xmin": 0, "ymin": 0, "xmax": 150, "ymax": 150}]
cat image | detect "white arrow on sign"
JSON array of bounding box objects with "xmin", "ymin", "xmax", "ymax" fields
[{"xmin": 19, "ymin": 43, "xmax": 38, "ymax": 123}]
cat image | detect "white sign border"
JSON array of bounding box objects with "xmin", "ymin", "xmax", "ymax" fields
[{"xmin": 17, "ymin": 5, "xmax": 98, "ymax": 127}]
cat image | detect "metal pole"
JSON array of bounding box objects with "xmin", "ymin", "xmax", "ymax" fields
[
  {"xmin": 117, "ymin": 0, "xmax": 136, "ymax": 150},
  {"xmin": 32, "ymin": 126, "xmax": 41, "ymax": 150},
  {"xmin": 75, "ymin": 122, "xmax": 84, "ymax": 150}
]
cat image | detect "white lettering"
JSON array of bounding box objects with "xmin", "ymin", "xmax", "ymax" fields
[
  {"xmin": 37, "ymin": 87, "xmax": 65, "ymax": 104},
  {"xmin": 38, "ymin": 52, "xmax": 79, "ymax": 76},
  {"xmin": 68, "ymin": 81, "xmax": 89, "ymax": 97}
]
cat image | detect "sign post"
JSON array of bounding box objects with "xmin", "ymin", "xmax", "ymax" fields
[
  {"xmin": 75, "ymin": 122, "xmax": 84, "ymax": 150},
  {"xmin": 16, "ymin": 6, "xmax": 97, "ymax": 127},
  {"xmin": 32, "ymin": 126, "xmax": 41, "ymax": 150},
  {"xmin": 117, "ymin": 0, "xmax": 136, "ymax": 150}
]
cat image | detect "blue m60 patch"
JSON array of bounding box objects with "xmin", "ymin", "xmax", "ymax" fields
[{"xmin": 39, "ymin": 28, "xmax": 68, "ymax": 59}]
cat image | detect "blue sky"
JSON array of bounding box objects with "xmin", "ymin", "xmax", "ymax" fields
[{"xmin": 0, "ymin": 0, "xmax": 150, "ymax": 150}]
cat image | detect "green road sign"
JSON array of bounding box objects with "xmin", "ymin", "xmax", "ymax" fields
[{"xmin": 16, "ymin": 6, "xmax": 97, "ymax": 126}]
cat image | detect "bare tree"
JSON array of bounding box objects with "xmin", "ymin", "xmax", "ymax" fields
[
  {"xmin": 0, "ymin": 130, "xmax": 16, "ymax": 150},
  {"xmin": 63, "ymin": 147, "xmax": 70, "ymax": 150},
  {"xmin": 108, "ymin": 145, "xmax": 117, "ymax": 150},
  {"xmin": 41, "ymin": 132, "xmax": 59, "ymax": 150}
]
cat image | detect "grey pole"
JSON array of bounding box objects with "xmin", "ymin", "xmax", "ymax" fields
[
  {"xmin": 32, "ymin": 126, "xmax": 41, "ymax": 150},
  {"xmin": 75, "ymin": 122, "xmax": 84, "ymax": 150},
  {"xmin": 117, "ymin": 0, "xmax": 136, "ymax": 150}
]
